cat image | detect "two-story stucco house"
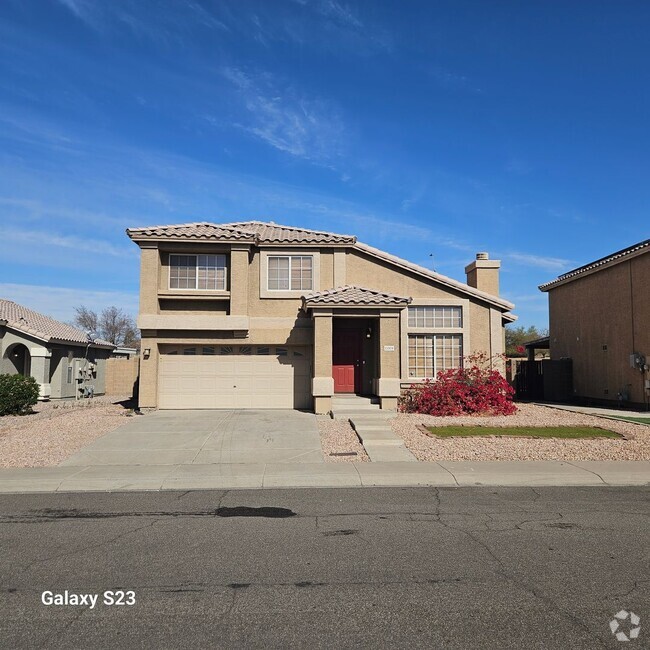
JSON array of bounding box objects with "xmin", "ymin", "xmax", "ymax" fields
[
  {"xmin": 540, "ymin": 238, "xmax": 649, "ymax": 408},
  {"xmin": 127, "ymin": 221, "xmax": 515, "ymax": 413}
]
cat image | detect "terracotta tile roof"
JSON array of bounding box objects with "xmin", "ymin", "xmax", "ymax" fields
[
  {"xmin": 302, "ymin": 285, "xmax": 411, "ymax": 307},
  {"xmin": 0, "ymin": 300, "xmax": 114, "ymax": 347},
  {"xmin": 540, "ymin": 238, "xmax": 650, "ymax": 291},
  {"xmin": 127, "ymin": 220, "xmax": 356, "ymax": 245},
  {"xmin": 223, "ymin": 221, "xmax": 356, "ymax": 245},
  {"xmin": 126, "ymin": 222, "xmax": 257, "ymax": 242}
]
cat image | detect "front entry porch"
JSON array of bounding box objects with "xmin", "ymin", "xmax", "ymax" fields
[
  {"xmin": 332, "ymin": 317, "xmax": 377, "ymax": 395},
  {"xmin": 301, "ymin": 285, "xmax": 411, "ymax": 415}
]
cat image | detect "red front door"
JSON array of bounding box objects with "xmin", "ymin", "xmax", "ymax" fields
[{"xmin": 333, "ymin": 330, "xmax": 360, "ymax": 393}]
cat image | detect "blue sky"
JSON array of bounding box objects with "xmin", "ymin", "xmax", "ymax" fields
[{"xmin": 1, "ymin": 1, "xmax": 648, "ymax": 328}]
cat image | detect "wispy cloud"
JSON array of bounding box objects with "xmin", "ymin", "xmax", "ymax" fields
[
  {"xmin": 55, "ymin": 0, "xmax": 227, "ymax": 41},
  {"xmin": 0, "ymin": 283, "xmax": 138, "ymax": 323},
  {"xmin": 54, "ymin": 0, "xmax": 389, "ymax": 53},
  {"xmin": 500, "ymin": 252, "xmax": 573, "ymax": 272},
  {"xmin": 0, "ymin": 228, "xmax": 135, "ymax": 259},
  {"xmin": 0, "ymin": 197, "xmax": 129, "ymax": 228},
  {"xmin": 218, "ymin": 66, "xmax": 347, "ymax": 166},
  {"xmin": 427, "ymin": 65, "xmax": 483, "ymax": 94},
  {"xmin": 0, "ymin": 108, "xmax": 78, "ymax": 151}
]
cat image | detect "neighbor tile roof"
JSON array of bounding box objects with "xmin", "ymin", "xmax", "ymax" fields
[
  {"xmin": 0, "ymin": 300, "xmax": 114, "ymax": 347},
  {"xmin": 539, "ymin": 238, "xmax": 650, "ymax": 291},
  {"xmin": 302, "ymin": 285, "xmax": 411, "ymax": 307}
]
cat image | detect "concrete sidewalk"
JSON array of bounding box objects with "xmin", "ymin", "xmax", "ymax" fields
[
  {"xmin": 0, "ymin": 460, "xmax": 647, "ymax": 492},
  {"xmin": 538, "ymin": 403, "xmax": 650, "ymax": 420}
]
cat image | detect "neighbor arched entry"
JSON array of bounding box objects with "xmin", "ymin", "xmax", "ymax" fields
[{"xmin": 4, "ymin": 343, "xmax": 31, "ymax": 376}]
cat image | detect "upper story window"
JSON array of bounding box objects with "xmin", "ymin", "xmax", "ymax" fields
[
  {"xmin": 267, "ymin": 255, "xmax": 313, "ymax": 291},
  {"xmin": 408, "ymin": 306, "xmax": 462, "ymax": 328},
  {"xmin": 169, "ymin": 254, "xmax": 227, "ymax": 290}
]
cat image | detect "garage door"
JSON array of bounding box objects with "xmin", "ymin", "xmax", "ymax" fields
[{"xmin": 158, "ymin": 344, "xmax": 312, "ymax": 409}]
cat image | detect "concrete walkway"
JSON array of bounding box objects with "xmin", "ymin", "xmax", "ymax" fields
[
  {"xmin": 332, "ymin": 395, "xmax": 417, "ymax": 462},
  {"xmin": 60, "ymin": 409, "xmax": 323, "ymax": 466},
  {"xmin": 538, "ymin": 403, "xmax": 650, "ymax": 420},
  {"xmin": 0, "ymin": 460, "xmax": 647, "ymax": 492}
]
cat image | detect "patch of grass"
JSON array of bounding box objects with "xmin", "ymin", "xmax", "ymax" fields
[
  {"xmin": 425, "ymin": 426, "xmax": 622, "ymax": 439},
  {"xmin": 607, "ymin": 416, "xmax": 650, "ymax": 425}
]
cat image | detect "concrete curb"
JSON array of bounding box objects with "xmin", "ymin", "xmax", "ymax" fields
[{"xmin": 0, "ymin": 460, "xmax": 647, "ymax": 492}]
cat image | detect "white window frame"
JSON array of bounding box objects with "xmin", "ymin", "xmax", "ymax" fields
[
  {"xmin": 401, "ymin": 298, "xmax": 470, "ymax": 382},
  {"xmin": 408, "ymin": 305, "xmax": 462, "ymax": 328},
  {"xmin": 267, "ymin": 255, "xmax": 313, "ymax": 292},
  {"xmin": 168, "ymin": 254, "xmax": 227, "ymax": 291},
  {"xmin": 259, "ymin": 250, "xmax": 320, "ymax": 298},
  {"xmin": 407, "ymin": 333, "xmax": 463, "ymax": 379}
]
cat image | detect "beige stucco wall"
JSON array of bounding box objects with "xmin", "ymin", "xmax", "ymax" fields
[
  {"xmin": 348, "ymin": 249, "xmax": 503, "ymax": 361},
  {"xmin": 548, "ymin": 251, "xmax": 649, "ymax": 405},
  {"xmin": 134, "ymin": 241, "xmax": 508, "ymax": 409},
  {"xmin": 106, "ymin": 356, "xmax": 139, "ymax": 397}
]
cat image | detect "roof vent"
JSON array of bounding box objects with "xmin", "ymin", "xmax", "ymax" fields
[{"xmin": 476, "ymin": 252, "xmax": 489, "ymax": 260}]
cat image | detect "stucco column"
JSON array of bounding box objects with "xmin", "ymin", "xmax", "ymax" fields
[
  {"xmin": 489, "ymin": 307, "xmax": 506, "ymax": 374},
  {"xmin": 29, "ymin": 347, "xmax": 52, "ymax": 399},
  {"xmin": 229, "ymin": 246, "xmax": 250, "ymax": 316},
  {"xmin": 377, "ymin": 312, "xmax": 401, "ymax": 410},
  {"xmin": 139, "ymin": 245, "xmax": 159, "ymax": 315},
  {"xmin": 312, "ymin": 311, "xmax": 333, "ymax": 414},
  {"xmin": 138, "ymin": 339, "xmax": 158, "ymax": 408}
]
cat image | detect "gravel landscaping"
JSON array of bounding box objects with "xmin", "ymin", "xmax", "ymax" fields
[
  {"xmin": 0, "ymin": 396, "xmax": 133, "ymax": 468},
  {"xmin": 390, "ymin": 403, "xmax": 650, "ymax": 461},
  {"xmin": 318, "ymin": 416, "xmax": 369, "ymax": 462}
]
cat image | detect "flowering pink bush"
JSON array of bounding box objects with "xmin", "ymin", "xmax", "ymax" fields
[{"xmin": 399, "ymin": 353, "xmax": 516, "ymax": 416}]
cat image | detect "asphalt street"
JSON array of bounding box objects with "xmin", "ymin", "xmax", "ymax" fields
[{"xmin": 0, "ymin": 487, "xmax": 648, "ymax": 649}]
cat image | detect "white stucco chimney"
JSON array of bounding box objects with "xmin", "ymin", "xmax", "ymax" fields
[{"xmin": 465, "ymin": 252, "xmax": 501, "ymax": 296}]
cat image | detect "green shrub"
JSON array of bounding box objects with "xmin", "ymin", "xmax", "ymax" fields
[{"xmin": 0, "ymin": 374, "xmax": 40, "ymax": 416}]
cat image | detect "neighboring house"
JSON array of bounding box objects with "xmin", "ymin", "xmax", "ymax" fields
[
  {"xmin": 112, "ymin": 346, "xmax": 138, "ymax": 359},
  {"xmin": 540, "ymin": 238, "xmax": 650, "ymax": 408},
  {"xmin": 127, "ymin": 221, "xmax": 516, "ymax": 413},
  {"xmin": 0, "ymin": 299, "xmax": 114, "ymax": 400}
]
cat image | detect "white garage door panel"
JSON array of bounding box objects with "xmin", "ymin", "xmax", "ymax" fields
[{"xmin": 158, "ymin": 347, "xmax": 311, "ymax": 409}]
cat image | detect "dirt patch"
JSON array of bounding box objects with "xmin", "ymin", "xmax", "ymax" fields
[
  {"xmin": 318, "ymin": 416, "xmax": 369, "ymax": 462},
  {"xmin": 390, "ymin": 403, "xmax": 650, "ymax": 461},
  {"xmin": 0, "ymin": 396, "xmax": 133, "ymax": 467}
]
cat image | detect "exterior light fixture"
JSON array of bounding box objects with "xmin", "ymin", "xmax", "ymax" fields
[
  {"xmin": 143, "ymin": 348, "xmax": 151, "ymax": 358},
  {"xmin": 366, "ymin": 327, "xmax": 373, "ymax": 339}
]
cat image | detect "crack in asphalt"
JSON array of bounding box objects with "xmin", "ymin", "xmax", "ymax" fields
[
  {"xmin": 435, "ymin": 518, "xmax": 610, "ymax": 648},
  {"xmin": 19, "ymin": 518, "xmax": 163, "ymax": 575},
  {"xmin": 38, "ymin": 605, "xmax": 87, "ymax": 650},
  {"xmin": 4, "ymin": 503, "xmax": 644, "ymax": 526}
]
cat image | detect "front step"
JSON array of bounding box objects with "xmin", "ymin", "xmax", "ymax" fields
[
  {"xmin": 331, "ymin": 395, "xmax": 383, "ymax": 420},
  {"xmin": 348, "ymin": 414, "xmax": 417, "ymax": 462}
]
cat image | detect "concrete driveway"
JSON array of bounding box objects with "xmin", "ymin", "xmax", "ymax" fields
[{"xmin": 60, "ymin": 410, "xmax": 323, "ymax": 467}]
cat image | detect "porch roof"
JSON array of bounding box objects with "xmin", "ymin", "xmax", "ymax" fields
[{"xmin": 301, "ymin": 285, "xmax": 411, "ymax": 309}]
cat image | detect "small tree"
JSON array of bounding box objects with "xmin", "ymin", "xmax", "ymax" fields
[
  {"xmin": 505, "ymin": 325, "xmax": 548, "ymax": 357},
  {"xmin": 399, "ymin": 353, "xmax": 517, "ymax": 416},
  {"xmin": 0, "ymin": 374, "xmax": 40, "ymax": 416},
  {"xmin": 73, "ymin": 306, "xmax": 139, "ymax": 347}
]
